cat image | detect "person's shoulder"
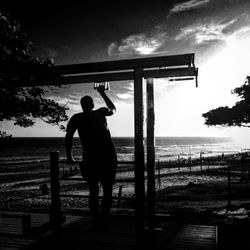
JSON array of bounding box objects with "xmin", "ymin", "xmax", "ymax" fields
[
  {"xmin": 95, "ymin": 107, "xmax": 109, "ymax": 116},
  {"xmin": 71, "ymin": 112, "xmax": 82, "ymax": 118},
  {"xmin": 66, "ymin": 112, "xmax": 83, "ymax": 131},
  {"xmin": 70, "ymin": 112, "xmax": 83, "ymax": 121},
  {"xmin": 97, "ymin": 107, "xmax": 109, "ymax": 112}
]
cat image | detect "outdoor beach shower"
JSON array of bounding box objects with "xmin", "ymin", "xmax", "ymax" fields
[{"xmin": 94, "ymin": 81, "xmax": 110, "ymax": 90}]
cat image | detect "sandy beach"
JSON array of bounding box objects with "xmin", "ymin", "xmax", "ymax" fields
[{"xmin": 1, "ymin": 153, "xmax": 250, "ymax": 227}]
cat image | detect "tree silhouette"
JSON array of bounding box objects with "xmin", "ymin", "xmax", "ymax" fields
[
  {"xmin": 203, "ymin": 76, "xmax": 250, "ymax": 128},
  {"xmin": 0, "ymin": 10, "xmax": 68, "ymax": 135}
]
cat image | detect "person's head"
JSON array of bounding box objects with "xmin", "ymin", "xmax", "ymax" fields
[{"xmin": 80, "ymin": 96, "xmax": 94, "ymax": 111}]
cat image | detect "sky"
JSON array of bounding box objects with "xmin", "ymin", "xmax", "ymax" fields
[{"xmin": 2, "ymin": 0, "xmax": 250, "ymax": 145}]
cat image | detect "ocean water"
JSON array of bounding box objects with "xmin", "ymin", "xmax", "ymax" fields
[{"xmin": 0, "ymin": 136, "xmax": 244, "ymax": 165}]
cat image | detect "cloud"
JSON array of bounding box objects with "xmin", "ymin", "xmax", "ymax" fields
[
  {"xmin": 107, "ymin": 43, "xmax": 117, "ymax": 56},
  {"xmin": 63, "ymin": 46, "xmax": 73, "ymax": 52},
  {"xmin": 109, "ymin": 82, "xmax": 134, "ymax": 103},
  {"xmin": 107, "ymin": 32, "xmax": 167, "ymax": 57},
  {"xmin": 45, "ymin": 48, "xmax": 58, "ymax": 58},
  {"xmin": 33, "ymin": 45, "xmax": 58, "ymax": 62},
  {"xmin": 170, "ymin": 0, "xmax": 210, "ymax": 13},
  {"xmin": 116, "ymin": 93, "xmax": 132, "ymax": 100},
  {"xmin": 175, "ymin": 17, "xmax": 242, "ymax": 45}
]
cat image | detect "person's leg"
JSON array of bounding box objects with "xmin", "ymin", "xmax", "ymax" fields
[
  {"xmin": 88, "ymin": 179, "xmax": 100, "ymax": 228},
  {"xmin": 100, "ymin": 180, "xmax": 113, "ymax": 230},
  {"xmin": 101, "ymin": 181, "xmax": 113, "ymax": 219},
  {"xmin": 99, "ymin": 162, "xmax": 117, "ymax": 230}
]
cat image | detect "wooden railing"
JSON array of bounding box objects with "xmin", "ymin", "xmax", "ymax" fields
[{"xmin": 49, "ymin": 151, "xmax": 136, "ymax": 232}]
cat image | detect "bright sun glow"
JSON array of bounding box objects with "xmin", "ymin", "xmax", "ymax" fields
[
  {"xmin": 135, "ymin": 46, "xmax": 157, "ymax": 55},
  {"xmin": 154, "ymin": 30, "xmax": 250, "ymax": 141}
]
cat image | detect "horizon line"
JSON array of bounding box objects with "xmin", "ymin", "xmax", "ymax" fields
[{"xmin": 8, "ymin": 135, "xmax": 231, "ymax": 138}]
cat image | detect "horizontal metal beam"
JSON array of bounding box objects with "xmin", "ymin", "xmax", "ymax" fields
[
  {"xmin": 168, "ymin": 77, "xmax": 195, "ymax": 81},
  {"xmin": 53, "ymin": 53, "xmax": 195, "ymax": 75},
  {"xmin": 0, "ymin": 67, "xmax": 198, "ymax": 87},
  {"xmin": 144, "ymin": 67, "xmax": 197, "ymax": 79}
]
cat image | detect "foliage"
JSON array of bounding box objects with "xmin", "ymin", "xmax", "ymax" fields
[
  {"xmin": 0, "ymin": 86, "xmax": 68, "ymax": 130},
  {"xmin": 0, "ymin": 10, "xmax": 68, "ymax": 133},
  {"xmin": 203, "ymin": 76, "xmax": 250, "ymax": 128},
  {"xmin": 0, "ymin": 131, "xmax": 12, "ymax": 139}
]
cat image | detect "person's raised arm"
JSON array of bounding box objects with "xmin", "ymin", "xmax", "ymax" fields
[{"xmin": 97, "ymin": 86, "xmax": 116, "ymax": 115}]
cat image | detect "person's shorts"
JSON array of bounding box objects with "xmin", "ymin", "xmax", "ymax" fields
[{"xmin": 79, "ymin": 160, "xmax": 117, "ymax": 185}]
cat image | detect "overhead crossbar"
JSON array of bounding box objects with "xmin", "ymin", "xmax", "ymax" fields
[
  {"xmin": 1, "ymin": 68, "xmax": 197, "ymax": 87},
  {"xmin": 53, "ymin": 53, "xmax": 195, "ymax": 75},
  {"xmin": 0, "ymin": 53, "xmax": 197, "ymax": 88}
]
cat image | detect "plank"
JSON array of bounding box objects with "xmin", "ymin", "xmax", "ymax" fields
[{"xmin": 0, "ymin": 213, "xmax": 218, "ymax": 250}]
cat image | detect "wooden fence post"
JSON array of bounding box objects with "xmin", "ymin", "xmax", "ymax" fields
[
  {"xmin": 117, "ymin": 185, "xmax": 123, "ymax": 208},
  {"xmin": 200, "ymin": 151, "xmax": 203, "ymax": 171},
  {"xmin": 158, "ymin": 160, "xmax": 161, "ymax": 189},
  {"xmin": 227, "ymin": 166, "xmax": 231, "ymax": 209},
  {"xmin": 50, "ymin": 151, "xmax": 62, "ymax": 233}
]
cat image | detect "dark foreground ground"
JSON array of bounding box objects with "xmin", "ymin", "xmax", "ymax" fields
[{"xmin": 1, "ymin": 155, "xmax": 250, "ymax": 228}]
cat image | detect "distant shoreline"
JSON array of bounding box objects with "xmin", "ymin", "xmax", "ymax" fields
[{"xmin": 7, "ymin": 136, "xmax": 232, "ymax": 139}]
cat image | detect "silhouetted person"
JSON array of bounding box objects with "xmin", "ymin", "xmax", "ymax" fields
[{"xmin": 65, "ymin": 86, "xmax": 117, "ymax": 231}]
